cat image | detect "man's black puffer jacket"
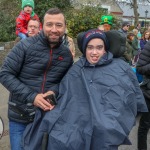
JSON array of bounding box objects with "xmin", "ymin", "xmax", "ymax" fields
[
  {"xmin": 0, "ymin": 31, "xmax": 73, "ymax": 123},
  {"xmin": 136, "ymin": 41, "xmax": 150, "ymax": 105}
]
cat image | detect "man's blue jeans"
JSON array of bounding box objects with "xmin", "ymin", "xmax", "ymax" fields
[
  {"xmin": 18, "ymin": 32, "xmax": 27, "ymax": 39},
  {"xmin": 9, "ymin": 121, "xmax": 27, "ymax": 150}
]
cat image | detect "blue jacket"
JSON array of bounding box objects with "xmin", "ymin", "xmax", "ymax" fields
[
  {"xmin": 140, "ymin": 39, "xmax": 148, "ymax": 50},
  {"xmin": 0, "ymin": 31, "xmax": 73, "ymax": 123},
  {"xmin": 23, "ymin": 52, "xmax": 147, "ymax": 149}
]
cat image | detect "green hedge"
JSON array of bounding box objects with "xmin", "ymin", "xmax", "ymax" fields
[
  {"xmin": 0, "ymin": 0, "xmax": 119, "ymax": 41},
  {"xmin": 65, "ymin": 6, "xmax": 119, "ymax": 38}
]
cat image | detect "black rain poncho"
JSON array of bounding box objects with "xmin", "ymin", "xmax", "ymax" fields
[{"xmin": 23, "ymin": 52, "xmax": 147, "ymax": 150}]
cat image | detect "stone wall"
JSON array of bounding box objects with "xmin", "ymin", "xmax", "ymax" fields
[
  {"xmin": 0, "ymin": 39, "xmax": 82, "ymax": 66},
  {"xmin": 0, "ymin": 41, "xmax": 15, "ymax": 66}
]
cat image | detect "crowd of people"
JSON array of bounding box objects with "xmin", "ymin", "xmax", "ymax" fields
[
  {"xmin": 117, "ymin": 21, "xmax": 150, "ymax": 150},
  {"xmin": 0, "ymin": 0, "xmax": 150, "ymax": 150}
]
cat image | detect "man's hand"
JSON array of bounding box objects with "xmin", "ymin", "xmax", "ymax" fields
[
  {"xmin": 33, "ymin": 93, "xmax": 54, "ymax": 111},
  {"xmin": 28, "ymin": 31, "xmax": 35, "ymax": 37},
  {"xmin": 43, "ymin": 91, "xmax": 55, "ymax": 98}
]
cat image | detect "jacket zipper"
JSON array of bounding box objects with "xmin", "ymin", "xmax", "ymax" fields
[{"xmin": 41, "ymin": 49, "xmax": 53, "ymax": 93}]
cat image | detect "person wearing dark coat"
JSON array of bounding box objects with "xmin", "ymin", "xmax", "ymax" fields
[
  {"xmin": 22, "ymin": 29, "xmax": 147, "ymax": 150},
  {"xmin": 0, "ymin": 8, "xmax": 73, "ymax": 150},
  {"xmin": 140, "ymin": 30, "xmax": 150, "ymax": 50},
  {"xmin": 118, "ymin": 21, "xmax": 130, "ymax": 38},
  {"xmin": 125, "ymin": 32, "xmax": 135, "ymax": 64},
  {"xmin": 136, "ymin": 41, "xmax": 150, "ymax": 150}
]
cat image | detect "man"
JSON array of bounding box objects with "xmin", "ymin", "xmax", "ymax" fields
[
  {"xmin": 99, "ymin": 15, "xmax": 113, "ymax": 31},
  {"xmin": 118, "ymin": 21, "xmax": 130, "ymax": 37},
  {"xmin": 0, "ymin": 8, "xmax": 73, "ymax": 150},
  {"xmin": 118, "ymin": 21, "xmax": 132, "ymax": 64},
  {"xmin": 14, "ymin": 18, "xmax": 40, "ymax": 44},
  {"xmin": 22, "ymin": 29, "xmax": 147, "ymax": 150},
  {"xmin": 27, "ymin": 18, "xmax": 40, "ymax": 37}
]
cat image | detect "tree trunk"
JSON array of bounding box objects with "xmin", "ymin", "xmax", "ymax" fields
[{"xmin": 132, "ymin": 0, "xmax": 139, "ymax": 26}]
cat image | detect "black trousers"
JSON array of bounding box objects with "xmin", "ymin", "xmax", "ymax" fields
[{"xmin": 137, "ymin": 97, "xmax": 150, "ymax": 150}]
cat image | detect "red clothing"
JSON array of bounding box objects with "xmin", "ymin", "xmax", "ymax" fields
[{"xmin": 16, "ymin": 11, "xmax": 42, "ymax": 36}]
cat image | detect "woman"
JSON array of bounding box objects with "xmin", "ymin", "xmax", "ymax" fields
[
  {"xmin": 126, "ymin": 32, "xmax": 135, "ymax": 65},
  {"xmin": 22, "ymin": 29, "xmax": 147, "ymax": 150},
  {"xmin": 140, "ymin": 30, "xmax": 150, "ymax": 50},
  {"xmin": 132, "ymin": 29, "xmax": 140, "ymax": 65}
]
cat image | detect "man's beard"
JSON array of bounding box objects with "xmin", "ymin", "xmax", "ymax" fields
[{"xmin": 47, "ymin": 35, "xmax": 63, "ymax": 45}]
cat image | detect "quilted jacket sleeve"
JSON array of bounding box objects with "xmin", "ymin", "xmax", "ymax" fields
[
  {"xmin": 127, "ymin": 67, "xmax": 147, "ymax": 112},
  {"xmin": 136, "ymin": 41, "xmax": 150, "ymax": 75},
  {"xmin": 0, "ymin": 42, "xmax": 38, "ymax": 103}
]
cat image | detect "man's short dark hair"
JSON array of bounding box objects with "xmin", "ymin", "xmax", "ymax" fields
[
  {"xmin": 122, "ymin": 21, "xmax": 130, "ymax": 28},
  {"xmin": 28, "ymin": 18, "xmax": 40, "ymax": 28},
  {"xmin": 44, "ymin": 8, "xmax": 66, "ymax": 24}
]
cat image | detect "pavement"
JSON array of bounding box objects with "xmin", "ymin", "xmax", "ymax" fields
[
  {"xmin": 0, "ymin": 81, "xmax": 150, "ymax": 150},
  {"xmin": 0, "ymin": 84, "xmax": 10, "ymax": 150}
]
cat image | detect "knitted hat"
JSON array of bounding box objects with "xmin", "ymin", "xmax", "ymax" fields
[
  {"xmin": 22, "ymin": 0, "xmax": 34, "ymax": 9},
  {"xmin": 100, "ymin": 16, "xmax": 113, "ymax": 25},
  {"xmin": 77, "ymin": 30, "xmax": 126, "ymax": 58},
  {"xmin": 122, "ymin": 21, "xmax": 130, "ymax": 27},
  {"xmin": 77, "ymin": 29, "xmax": 109, "ymax": 55}
]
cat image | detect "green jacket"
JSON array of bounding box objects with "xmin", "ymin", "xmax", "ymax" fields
[
  {"xmin": 132, "ymin": 36, "xmax": 139, "ymax": 56},
  {"xmin": 123, "ymin": 40, "xmax": 134, "ymax": 64}
]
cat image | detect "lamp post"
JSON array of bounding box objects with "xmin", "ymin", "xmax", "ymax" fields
[{"xmin": 145, "ymin": 10, "xmax": 148, "ymax": 28}]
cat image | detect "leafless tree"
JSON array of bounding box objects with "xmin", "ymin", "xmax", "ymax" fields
[{"xmin": 113, "ymin": 0, "xmax": 150, "ymax": 26}]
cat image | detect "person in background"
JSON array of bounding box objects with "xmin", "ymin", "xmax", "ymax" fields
[
  {"xmin": 136, "ymin": 41, "xmax": 150, "ymax": 150},
  {"xmin": 124, "ymin": 32, "xmax": 135, "ymax": 65},
  {"xmin": 132, "ymin": 29, "xmax": 139, "ymax": 65},
  {"xmin": 118, "ymin": 21, "xmax": 130, "ymax": 37},
  {"xmin": 63, "ymin": 29, "xmax": 76, "ymax": 59},
  {"xmin": 140, "ymin": 30, "xmax": 150, "ymax": 50},
  {"xmin": 147, "ymin": 26, "xmax": 150, "ymax": 32},
  {"xmin": 0, "ymin": 8, "xmax": 73, "ymax": 150},
  {"xmin": 136, "ymin": 23, "xmax": 141, "ymax": 32},
  {"xmin": 133, "ymin": 28, "xmax": 141, "ymax": 50},
  {"xmin": 22, "ymin": 29, "xmax": 147, "ymax": 150},
  {"xmin": 16, "ymin": 0, "xmax": 42, "ymax": 39},
  {"xmin": 97, "ymin": 24, "xmax": 105, "ymax": 31},
  {"xmin": 14, "ymin": 18, "xmax": 40, "ymax": 44},
  {"xmin": 118, "ymin": 22, "xmax": 131, "ymax": 64},
  {"xmin": 99, "ymin": 15, "xmax": 113, "ymax": 31},
  {"xmin": 27, "ymin": 18, "xmax": 40, "ymax": 37},
  {"xmin": 131, "ymin": 29, "xmax": 143, "ymax": 83},
  {"xmin": 136, "ymin": 23, "xmax": 142, "ymax": 44},
  {"xmin": 67, "ymin": 36, "xmax": 76, "ymax": 59}
]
